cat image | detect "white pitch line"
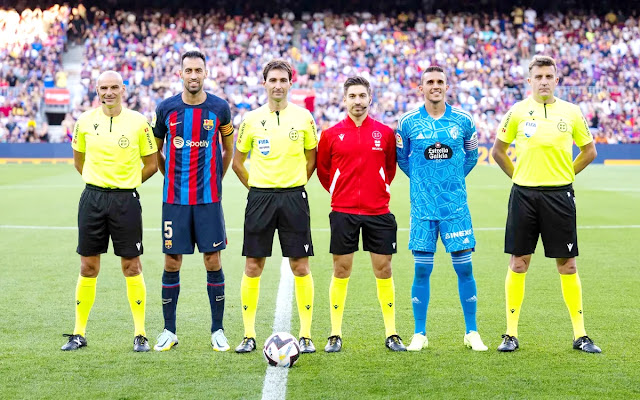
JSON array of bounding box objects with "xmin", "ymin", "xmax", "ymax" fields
[
  {"xmin": 2, "ymin": 224, "xmax": 640, "ymax": 232},
  {"xmin": 261, "ymin": 258, "xmax": 294, "ymax": 400}
]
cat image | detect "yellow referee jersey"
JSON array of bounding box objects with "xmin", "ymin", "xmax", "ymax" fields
[
  {"xmin": 497, "ymin": 96, "xmax": 593, "ymax": 187},
  {"xmin": 236, "ymin": 103, "xmax": 318, "ymax": 188},
  {"xmin": 72, "ymin": 107, "xmax": 157, "ymax": 189}
]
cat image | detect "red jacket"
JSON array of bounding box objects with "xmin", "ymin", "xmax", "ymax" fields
[{"xmin": 317, "ymin": 115, "xmax": 396, "ymax": 215}]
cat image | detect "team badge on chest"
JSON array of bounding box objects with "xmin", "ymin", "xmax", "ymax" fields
[
  {"xmin": 557, "ymin": 121, "xmax": 568, "ymax": 132},
  {"xmin": 372, "ymin": 130, "xmax": 382, "ymax": 150},
  {"xmin": 258, "ymin": 139, "xmax": 271, "ymax": 155},
  {"xmin": 449, "ymin": 126, "xmax": 458, "ymax": 140},
  {"xmin": 118, "ymin": 135, "xmax": 130, "ymax": 148},
  {"xmin": 203, "ymin": 119, "xmax": 214, "ymax": 130}
]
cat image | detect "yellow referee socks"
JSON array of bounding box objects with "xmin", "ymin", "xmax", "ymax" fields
[
  {"xmin": 560, "ymin": 273, "xmax": 587, "ymax": 339},
  {"xmin": 241, "ymin": 274, "xmax": 261, "ymax": 339},
  {"xmin": 505, "ymin": 268, "xmax": 526, "ymax": 337},
  {"xmin": 73, "ymin": 275, "xmax": 97, "ymax": 337},
  {"xmin": 376, "ymin": 277, "xmax": 397, "ymax": 338},
  {"xmin": 329, "ymin": 276, "xmax": 350, "ymax": 337},
  {"xmin": 125, "ymin": 274, "xmax": 146, "ymax": 337},
  {"xmin": 295, "ymin": 274, "xmax": 314, "ymax": 339}
]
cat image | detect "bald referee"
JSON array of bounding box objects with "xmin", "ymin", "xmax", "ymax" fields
[
  {"xmin": 62, "ymin": 71, "xmax": 158, "ymax": 352},
  {"xmin": 491, "ymin": 55, "xmax": 600, "ymax": 353}
]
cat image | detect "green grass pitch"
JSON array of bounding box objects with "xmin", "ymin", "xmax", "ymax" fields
[{"xmin": 0, "ymin": 163, "xmax": 639, "ymax": 399}]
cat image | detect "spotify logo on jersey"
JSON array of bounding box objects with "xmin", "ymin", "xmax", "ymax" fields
[
  {"xmin": 173, "ymin": 136, "xmax": 185, "ymax": 149},
  {"xmin": 173, "ymin": 136, "xmax": 209, "ymax": 149}
]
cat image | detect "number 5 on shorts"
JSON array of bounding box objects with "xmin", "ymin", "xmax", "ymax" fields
[{"xmin": 164, "ymin": 221, "xmax": 173, "ymax": 239}]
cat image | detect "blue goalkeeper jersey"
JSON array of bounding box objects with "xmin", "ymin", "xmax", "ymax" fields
[{"xmin": 396, "ymin": 103, "xmax": 479, "ymax": 221}]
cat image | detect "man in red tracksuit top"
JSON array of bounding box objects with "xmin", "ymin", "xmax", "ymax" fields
[{"xmin": 317, "ymin": 76, "xmax": 406, "ymax": 353}]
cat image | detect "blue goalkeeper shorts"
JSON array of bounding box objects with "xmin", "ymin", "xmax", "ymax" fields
[{"xmin": 409, "ymin": 213, "xmax": 475, "ymax": 253}]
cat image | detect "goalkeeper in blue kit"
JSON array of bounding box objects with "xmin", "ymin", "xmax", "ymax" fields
[{"xmin": 396, "ymin": 66, "xmax": 487, "ymax": 351}]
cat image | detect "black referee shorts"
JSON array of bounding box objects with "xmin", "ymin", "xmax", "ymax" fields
[
  {"xmin": 242, "ymin": 186, "xmax": 313, "ymax": 258},
  {"xmin": 329, "ymin": 211, "xmax": 397, "ymax": 255},
  {"xmin": 505, "ymin": 183, "xmax": 578, "ymax": 258},
  {"xmin": 77, "ymin": 184, "xmax": 143, "ymax": 258}
]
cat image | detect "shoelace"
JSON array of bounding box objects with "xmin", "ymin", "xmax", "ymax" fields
[
  {"xmin": 328, "ymin": 336, "xmax": 339, "ymax": 345},
  {"xmin": 577, "ymin": 336, "xmax": 593, "ymax": 347},
  {"xmin": 134, "ymin": 335, "xmax": 147, "ymax": 344},
  {"xmin": 63, "ymin": 333, "xmax": 80, "ymax": 342},
  {"xmin": 389, "ymin": 335, "xmax": 401, "ymax": 344}
]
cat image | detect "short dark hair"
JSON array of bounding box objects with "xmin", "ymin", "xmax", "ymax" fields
[
  {"xmin": 528, "ymin": 55, "xmax": 557, "ymax": 74},
  {"xmin": 181, "ymin": 50, "xmax": 206, "ymax": 68},
  {"xmin": 343, "ymin": 76, "xmax": 371, "ymax": 96},
  {"xmin": 421, "ymin": 65, "xmax": 445, "ymax": 82},
  {"xmin": 263, "ymin": 59, "xmax": 292, "ymax": 81}
]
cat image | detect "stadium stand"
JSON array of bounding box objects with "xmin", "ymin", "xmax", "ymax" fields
[
  {"xmin": 0, "ymin": 5, "xmax": 69, "ymax": 142},
  {"xmin": 1, "ymin": 4, "xmax": 639, "ymax": 144}
]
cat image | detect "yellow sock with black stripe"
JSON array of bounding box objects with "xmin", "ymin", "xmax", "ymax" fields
[
  {"xmin": 329, "ymin": 276, "xmax": 349, "ymax": 337},
  {"xmin": 560, "ymin": 273, "xmax": 587, "ymax": 339},
  {"xmin": 241, "ymin": 274, "xmax": 261, "ymax": 338},
  {"xmin": 505, "ymin": 268, "xmax": 526, "ymax": 337},
  {"xmin": 295, "ymin": 274, "xmax": 314, "ymax": 339},
  {"xmin": 125, "ymin": 274, "xmax": 146, "ymax": 337},
  {"xmin": 73, "ymin": 275, "xmax": 97, "ymax": 337},
  {"xmin": 376, "ymin": 277, "xmax": 397, "ymax": 338}
]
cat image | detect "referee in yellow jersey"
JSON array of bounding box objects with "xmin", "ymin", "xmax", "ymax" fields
[
  {"xmin": 62, "ymin": 71, "xmax": 158, "ymax": 352},
  {"xmin": 232, "ymin": 60, "xmax": 318, "ymax": 354},
  {"xmin": 491, "ymin": 55, "xmax": 600, "ymax": 353}
]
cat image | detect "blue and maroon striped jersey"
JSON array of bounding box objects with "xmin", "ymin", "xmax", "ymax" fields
[{"xmin": 152, "ymin": 93, "xmax": 234, "ymax": 205}]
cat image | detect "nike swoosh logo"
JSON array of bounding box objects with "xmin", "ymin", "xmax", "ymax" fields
[
  {"xmin": 170, "ymin": 122, "xmax": 182, "ymax": 127},
  {"xmin": 213, "ymin": 241, "xmax": 223, "ymax": 247}
]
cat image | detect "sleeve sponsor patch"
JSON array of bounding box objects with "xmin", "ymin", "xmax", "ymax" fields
[{"xmin": 395, "ymin": 132, "xmax": 403, "ymax": 148}]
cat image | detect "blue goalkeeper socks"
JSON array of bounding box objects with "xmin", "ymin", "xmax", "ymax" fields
[
  {"xmin": 451, "ymin": 252, "xmax": 477, "ymax": 333},
  {"xmin": 412, "ymin": 251, "xmax": 434, "ymax": 335}
]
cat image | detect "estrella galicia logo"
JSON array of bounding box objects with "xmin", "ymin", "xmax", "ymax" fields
[{"xmin": 424, "ymin": 142, "xmax": 453, "ymax": 160}]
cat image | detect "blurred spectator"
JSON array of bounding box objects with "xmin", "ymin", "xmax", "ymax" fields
[{"xmin": 2, "ymin": 5, "xmax": 639, "ymax": 144}]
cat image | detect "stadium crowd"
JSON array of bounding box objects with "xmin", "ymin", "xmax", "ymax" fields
[
  {"xmin": 1, "ymin": 5, "xmax": 640, "ymax": 144},
  {"xmin": 0, "ymin": 5, "xmax": 72, "ymax": 142}
]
